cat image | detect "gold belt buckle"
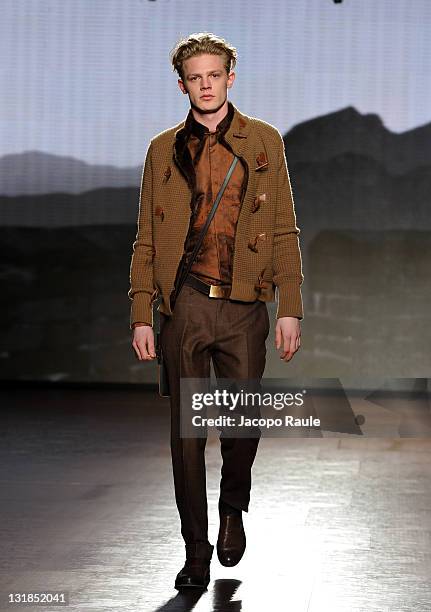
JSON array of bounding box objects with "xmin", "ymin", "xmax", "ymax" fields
[{"xmin": 209, "ymin": 284, "xmax": 231, "ymax": 299}]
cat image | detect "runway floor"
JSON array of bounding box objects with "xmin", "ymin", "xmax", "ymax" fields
[{"xmin": 1, "ymin": 385, "xmax": 430, "ymax": 611}]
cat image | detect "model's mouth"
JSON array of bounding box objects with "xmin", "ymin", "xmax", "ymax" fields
[{"xmin": 201, "ymin": 95, "xmax": 214, "ymax": 99}]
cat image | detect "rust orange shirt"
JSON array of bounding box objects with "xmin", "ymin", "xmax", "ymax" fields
[{"xmin": 183, "ymin": 102, "xmax": 247, "ymax": 285}]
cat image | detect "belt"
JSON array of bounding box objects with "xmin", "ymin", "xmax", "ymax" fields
[{"xmin": 184, "ymin": 273, "xmax": 232, "ymax": 299}]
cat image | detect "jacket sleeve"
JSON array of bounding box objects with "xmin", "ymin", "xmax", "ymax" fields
[
  {"xmin": 272, "ymin": 131, "xmax": 304, "ymax": 320},
  {"xmin": 128, "ymin": 141, "xmax": 157, "ymax": 330}
]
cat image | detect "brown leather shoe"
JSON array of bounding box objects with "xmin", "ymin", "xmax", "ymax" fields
[
  {"xmin": 217, "ymin": 511, "xmax": 246, "ymax": 567},
  {"xmin": 174, "ymin": 541, "xmax": 214, "ymax": 590}
]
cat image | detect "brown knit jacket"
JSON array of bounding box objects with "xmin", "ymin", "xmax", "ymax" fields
[{"xmin": 128, "ymin": 101, "xmax": 304, "ymax": 329}]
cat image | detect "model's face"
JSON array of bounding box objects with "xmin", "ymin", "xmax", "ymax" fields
[{"xmin": 178, "ymin": 53, "xmax": 235, "ymax": 112}]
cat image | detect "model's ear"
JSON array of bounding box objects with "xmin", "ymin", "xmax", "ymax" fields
[{"xmin": 227, "ymin": 71, "xmax": 235, "ymax": 88}]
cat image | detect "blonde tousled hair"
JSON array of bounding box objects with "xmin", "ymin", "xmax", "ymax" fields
[{"xmin": 170, "ymin": 32, "xmax": 238, "ymax": 82}]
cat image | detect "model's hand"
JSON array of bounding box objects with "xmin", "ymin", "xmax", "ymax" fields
[
  {"xmin": 132, "ymin": 325, "xmax": 157, "ymax": 361},
  {"xmin": 275, "ymin": 317, "xmax": 301, "ymax": 362}
]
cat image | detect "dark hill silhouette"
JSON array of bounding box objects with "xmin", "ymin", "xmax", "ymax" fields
[
  {"xmin": 0, "ymin": 151, "xmax": 140, "ymax": 197},
  {"xmin": 0, "ymin": 187, "xmax": 139, "ymax": 227},
  {"xmin": 285, "ymin": 106, "xmax": 431, "ymax": 173}
]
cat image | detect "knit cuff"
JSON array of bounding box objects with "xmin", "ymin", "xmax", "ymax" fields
[
  {"xmin": 276, "ymin": 282, "xmax": 304, "ymax": 320},
  {"xmin": 130, "ymin": 292, "xmax": 153, "ymax": 329}
]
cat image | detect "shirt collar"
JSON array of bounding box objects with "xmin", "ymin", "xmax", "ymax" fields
[{"xmin": 185, "ymin": 100, "xmax": 235, "ymax": 141}]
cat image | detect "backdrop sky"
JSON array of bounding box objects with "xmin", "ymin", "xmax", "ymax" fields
[{"xmin": 1, "ymin": 0, "xmax": 430, "ymax": 167}]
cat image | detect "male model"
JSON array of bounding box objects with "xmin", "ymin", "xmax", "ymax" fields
[{"xmin": 129, "ymin": 32, "xmax": 303, "ymax": 590}]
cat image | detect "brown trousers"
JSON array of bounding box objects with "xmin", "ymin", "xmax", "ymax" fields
[{"xmin": 160, "ymin": 283, "xmax": 270, "ymax": 546}]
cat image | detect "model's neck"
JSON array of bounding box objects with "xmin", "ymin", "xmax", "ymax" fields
[{"xmin": 191, "ymin": 99, "xmax": 229, "ymax": 133}]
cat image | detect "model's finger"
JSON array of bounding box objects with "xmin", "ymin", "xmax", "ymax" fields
[
  {"xmin": 132, "ymin": 340, "xmax": 143, "ymax": 361},
  {"xmin": 275, "ymin": 325, "xmax": 282, "ymax": 349},
  {"xmin": 283, "ymin": 334, "xmax": 291, "ymax": 355}
]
